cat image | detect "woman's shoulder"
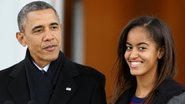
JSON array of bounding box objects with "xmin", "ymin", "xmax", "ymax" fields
[
  {"xmin": 157, "ymin": 77, "xmax": 185, "ymax": 93},
  {"xmin": 167, "ymin": 92, "xmax": 185, "ymax": 104},
  {"xmin": 156, "ymin": 77, "xmax": 185, "ymax": 103}
]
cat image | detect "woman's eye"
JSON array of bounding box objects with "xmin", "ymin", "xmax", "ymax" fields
[
  {"xmin": 126, "ymin": 46, "xmax": 132, "ymax": 50},
  {"xmin": 138, "ymin": 47, "xmax": 146, "ymax": 51}
]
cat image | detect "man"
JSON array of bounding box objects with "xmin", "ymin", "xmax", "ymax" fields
[{"xmin": 0, "ymin": 1, "xmax": 106, "ymax": 104}]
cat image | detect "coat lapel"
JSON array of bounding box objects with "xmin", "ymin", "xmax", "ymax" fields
[
  {"xmin": 7, "ymin": 52, "xmax": 79, "ymax": 104},
  {"xmin": 116, "ymin": 87, "xmax": 135, "ymax": 104},
  {"xmin": 49, "ymin": 57, "xmax": 79, "ymax": 104},
  {"xmin": 8, "ymin": 61, "xmax": 30, "ymax": 104}
]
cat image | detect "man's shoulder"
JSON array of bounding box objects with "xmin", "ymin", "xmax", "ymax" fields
[
  {"xmin": 0, "ymin": 60, "xmax": 24, "ymax": 78},
  {"xmin": 71, "ymin": 63, "xmax": 106, "ymax": 91},
  {"xmin": 0, "ymin": 65, "xmax": 16, "ymax": 87},
  {"xmin": 0, "ymin": 65, "xmax": 15, "ymax": 76},
  {"xmin": 73, "ymin": 62, "xmax": 105, "ymax": 79},
  {"xmin": 63, "ymin": 56, "xmax": 105, "ymax": 79}
]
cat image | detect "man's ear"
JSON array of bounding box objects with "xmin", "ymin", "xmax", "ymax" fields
[
  {"xmin": 158, "ymin": 47, "xmax": 165, "ymax": 59},
  {"xmin": 16, "ymin": 32, "xmax": 27, "ymax": 47}
]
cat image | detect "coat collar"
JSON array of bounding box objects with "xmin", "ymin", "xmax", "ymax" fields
[
  {"xmin": 152, "ymin": 77, "xmax": 185, "ymax": 104},
  {"xmin": 49, "ymin": 52, "xmax": 80, "ymax": 104},
  {"xmin": 116, "ymin": 86, "xmax": 135, "ymax": 104},
  {"xmin": 8, "ymin": 51, "xmax": 80, "ymax": 104}
]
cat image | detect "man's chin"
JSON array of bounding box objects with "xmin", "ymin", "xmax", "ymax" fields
[{"xmin": 48, "ymin": 54, "xmax": 59, "ymax": 61}]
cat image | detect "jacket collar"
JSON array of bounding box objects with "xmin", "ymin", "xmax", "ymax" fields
[
  {"xmin": 152, "ymin": 77, "xmax": 185, "ymax": 104},
  {"xmin": 8, "ymin": 51, "xmax": 80, "ymax": 104},
  {"xmin": 116, "ymin": 86, "xmax": 136, "ymax": 104}
]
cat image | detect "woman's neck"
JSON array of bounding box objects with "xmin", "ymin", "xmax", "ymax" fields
[{"xmin": 135, "ymin": 71, "xmax": 157, "ymax": 98}]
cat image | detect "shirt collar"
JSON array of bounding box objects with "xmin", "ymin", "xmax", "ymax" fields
[{"xmin": 33, "ymin": 61, "xmax": 50, "ymax": 72}]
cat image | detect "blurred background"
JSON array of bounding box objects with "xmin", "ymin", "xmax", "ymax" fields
[{"xmin": 1, "ymin": 0, "xmax": 185, "ymax": 103}]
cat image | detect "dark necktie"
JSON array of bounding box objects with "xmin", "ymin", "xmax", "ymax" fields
[{"xmin": 41, "ymin": 70, "xmax": 46, "ymax": 74}]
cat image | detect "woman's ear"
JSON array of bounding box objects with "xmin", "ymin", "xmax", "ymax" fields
[
  {"xmin": 158, "ymin": 47, "xmax": 165, "ymax": 59},
  {"xmin": 16, "ymin": 32, "xmax": 27, "ymax": 47}
]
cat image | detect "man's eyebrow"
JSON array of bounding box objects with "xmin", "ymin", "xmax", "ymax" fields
[{"xmin": 50, "ymin": 22, "xmax": 59, "ymax": 26}]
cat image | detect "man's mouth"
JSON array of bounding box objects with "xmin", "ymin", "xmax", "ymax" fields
[{"xmin": 43, "ymin": 45, "xmax": 57, "ymax": 52}]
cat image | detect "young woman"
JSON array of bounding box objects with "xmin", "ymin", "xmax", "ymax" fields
[{"xmin": 112, "ymin": 16, "xmax": 185, "ymax": 104}]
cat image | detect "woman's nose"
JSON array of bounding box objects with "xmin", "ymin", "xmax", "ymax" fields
[{"xmin": 130, "ymin": 49, "xmax": 139, "ymax": 59}]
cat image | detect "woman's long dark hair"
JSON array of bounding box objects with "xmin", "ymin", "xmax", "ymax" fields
[{"xmin": 112, "ymin": 16, "xmax": 176, "ymax": 104}]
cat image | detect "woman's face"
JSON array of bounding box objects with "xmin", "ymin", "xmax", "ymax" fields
[{"xmin": 124, "ymin": 26, "xmax": 162, "ymax": 77}]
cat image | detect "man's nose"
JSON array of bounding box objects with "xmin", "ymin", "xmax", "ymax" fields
[{"xmin": 43, "ymin": 29, "xmax": 54, "ymax": 41}]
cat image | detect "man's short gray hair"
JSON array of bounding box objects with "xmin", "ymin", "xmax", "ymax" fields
[{"xmin": 17, "ymin": 1, "xmax": 59, "ymax": 32}]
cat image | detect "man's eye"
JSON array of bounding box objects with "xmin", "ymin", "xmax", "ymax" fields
[
  {"xmin": 33, "ymin": 28, "xmax": 43, "ymax": 33},
  {"xmin": 35, "ymin": 29, "xmax": 42, "ymax": 33},
  {"xmin": 51, "ymin": 26, "xmax": 58, "ymax": 30}
]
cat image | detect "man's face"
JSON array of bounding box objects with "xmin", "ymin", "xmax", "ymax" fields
[{"xmin": 17, "ymin": 9, "xmax": 62, "ymax": 67}]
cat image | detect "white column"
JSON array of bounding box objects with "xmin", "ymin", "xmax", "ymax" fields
[{"xmin": 72, "ymin": 0, "xmax": 84, "ymax": 64}]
